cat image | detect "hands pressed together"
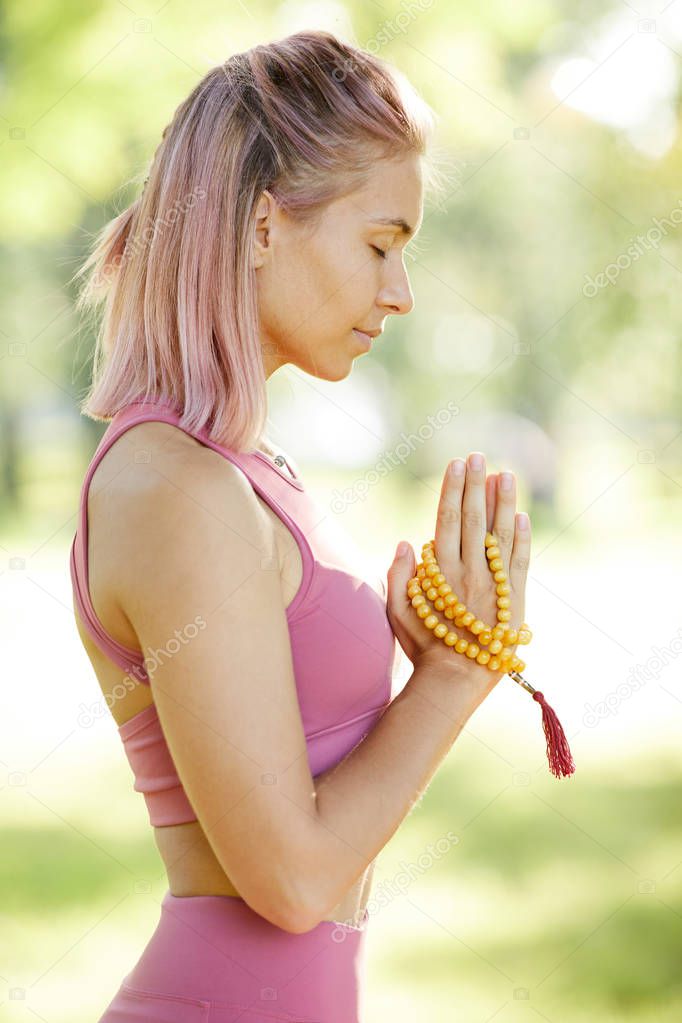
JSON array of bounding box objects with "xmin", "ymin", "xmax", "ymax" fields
[{"xmin": 387, "ymin": 452, "xmax": 531, "ymax": 695}]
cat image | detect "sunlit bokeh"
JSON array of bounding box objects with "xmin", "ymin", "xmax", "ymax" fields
[{"xmin": 2, "ymin": 2, "xmax": 680, "ymax": 1021}]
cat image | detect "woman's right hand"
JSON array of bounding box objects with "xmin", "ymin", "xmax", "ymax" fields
[{"xmin": 385, "ymin": 452, "xmax": 531, "ymax": 697}]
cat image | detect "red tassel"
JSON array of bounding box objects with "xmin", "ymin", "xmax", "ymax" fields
[{"xmin": 532, "ymin": 691, "xmax": 576, "ymax": 778}]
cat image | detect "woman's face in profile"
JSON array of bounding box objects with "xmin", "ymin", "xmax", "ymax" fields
[{"xmin": 254, "ymin": 152, "xmax": 424, "ymax": 380}]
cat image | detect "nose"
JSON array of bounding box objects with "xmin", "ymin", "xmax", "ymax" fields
[{"xmin": 379, "ymin": 257, "xmax": 414, "ymax": 316}]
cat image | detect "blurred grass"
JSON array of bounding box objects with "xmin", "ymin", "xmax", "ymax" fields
[
  {"xmin": 3, "ymin": 732, "xmax": 680, "ymax": 1021},
  {"xmin": 366, "ymin": 750, "xmax": 682, "ymax": 1021}
]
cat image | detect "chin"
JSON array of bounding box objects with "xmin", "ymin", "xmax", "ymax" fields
[
  {"xmin": 311, "ymin": 364, "xmax": 353, "ymax": 383},
  {"xmin": 296, "ymin": 352, "xmax": 355, "ymax": 382}
]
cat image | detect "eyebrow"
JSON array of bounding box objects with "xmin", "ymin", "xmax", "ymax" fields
[{"xmin": 369, "ymin": 216, "xmax": 418, "ymax": 238}]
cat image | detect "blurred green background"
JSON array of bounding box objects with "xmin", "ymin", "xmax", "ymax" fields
[{"xmin": 2, "ymin": 1, "xmax": 681, "ymax": 1021}]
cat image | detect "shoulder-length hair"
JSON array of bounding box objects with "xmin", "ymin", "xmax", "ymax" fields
[{"xmin": 73, "ymin": 29, "xmax": 442, "ymax": 452}]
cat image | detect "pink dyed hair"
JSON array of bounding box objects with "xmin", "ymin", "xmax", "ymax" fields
[{"xmin": 73, "ymin": 29, "xmax": 441, "ymax": 451}]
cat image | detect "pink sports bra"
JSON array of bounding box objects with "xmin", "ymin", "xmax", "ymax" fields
[{"xmin": 70, "ymin": 398, "xmax": 398, "ymax": 827}]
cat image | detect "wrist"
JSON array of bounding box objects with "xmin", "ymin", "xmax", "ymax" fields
[{"xmin": 409, "ymin": 649, "xmax": 496, "ymax": 712}]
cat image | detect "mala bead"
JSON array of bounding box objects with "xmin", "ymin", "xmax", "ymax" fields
[{"xmin": 407, "ymin": 531, "xmax": 532, "ymax": 676}]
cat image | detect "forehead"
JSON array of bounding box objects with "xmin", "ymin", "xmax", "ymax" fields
[{"xmin": 341, "ymin": 154, "xmax": 424, "ymax": 235}]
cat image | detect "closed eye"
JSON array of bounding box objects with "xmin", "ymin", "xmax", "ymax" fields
[{"xmin": 370, "ymin": 245, "xmax": 387, "ymax": 260}]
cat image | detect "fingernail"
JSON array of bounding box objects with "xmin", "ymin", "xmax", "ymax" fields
[
  {"xmin": 451, "ymin": 459, "xmax": 465, "ymax": 477},
  {"xmin": 396, "ymin": 541, "xmax": 409, "ymax": 557},
  {"xmin": 518, "ymin": 513, "xmax": 529, "ymax": 530},
  {"xmin": 500, "ymin": 472, "xmax": 513, "ymax": 491},
  {"xmin": 469, "ymin": 453, "xmax": 483, "ymax": 471}
]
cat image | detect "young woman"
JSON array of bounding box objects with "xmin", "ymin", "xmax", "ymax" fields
[{"xmin": 70, "ymin": 29, "xmax": 530, "ymax": 1023}]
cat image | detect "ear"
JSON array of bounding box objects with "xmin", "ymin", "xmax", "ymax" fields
[{"xmin": 253, "ymin": 189, "xmax": 276, "ymax": 269}]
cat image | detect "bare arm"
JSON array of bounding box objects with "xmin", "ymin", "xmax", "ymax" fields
[{"xmin": 113, "ymin": 426, "xmax": 327, "ymax": 934}]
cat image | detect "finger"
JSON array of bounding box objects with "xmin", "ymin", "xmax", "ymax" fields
[
  {"xmin": 486, "ymin": 473, "xmax": 498, "ymax": 534},
  {"xmin": 461, "ymin": 452, "xmax": 488, "ymax": 571},
  {"xmin": 491, "ymin": 470, "xmax": 516, "ymax": 576},
  {"xmin": 510, "ymin": 511, "xmax": 531, "ymax": 599},
  {"xmin": 386, "ymin": 540, "xmax": 418, "ymax": 657},
  {"xmin": 434, "ymin": 457, "xmax": 465, "ymax": 570}
]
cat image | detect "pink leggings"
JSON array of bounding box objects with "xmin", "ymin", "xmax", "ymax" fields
[{"xmin": 98, "ymin": 890, "xmax": 369, "ymax": 1022}]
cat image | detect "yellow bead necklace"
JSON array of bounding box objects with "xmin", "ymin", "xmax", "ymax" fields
[{"xmin": 407, "ymin": 532, "xmax": 576, "ymax": 779}]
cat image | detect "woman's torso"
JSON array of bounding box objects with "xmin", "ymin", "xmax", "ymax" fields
[{"xmin": 74, "ymin": 419, "xmax": 375, "ymax": 927}]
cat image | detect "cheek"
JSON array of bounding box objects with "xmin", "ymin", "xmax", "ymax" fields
[
  {"xmin": 300, "ymin": 261, "xmax": 354, "ymax": 326},
  {"xmin": 272, "ymin": 237, "xmax": 373, "ymax": 338},
  {"xmin": 324, "ymin": 248, "xmax": 377, "ymax": 310}
]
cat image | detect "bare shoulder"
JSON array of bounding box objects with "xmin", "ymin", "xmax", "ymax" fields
[
  {"xmin": 91, "ymin": 420, "xmax": 254, "ymax": 499},
  {"xmin": 90, "ymin": 420, "xmax": 276, "ymax": 611}
]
